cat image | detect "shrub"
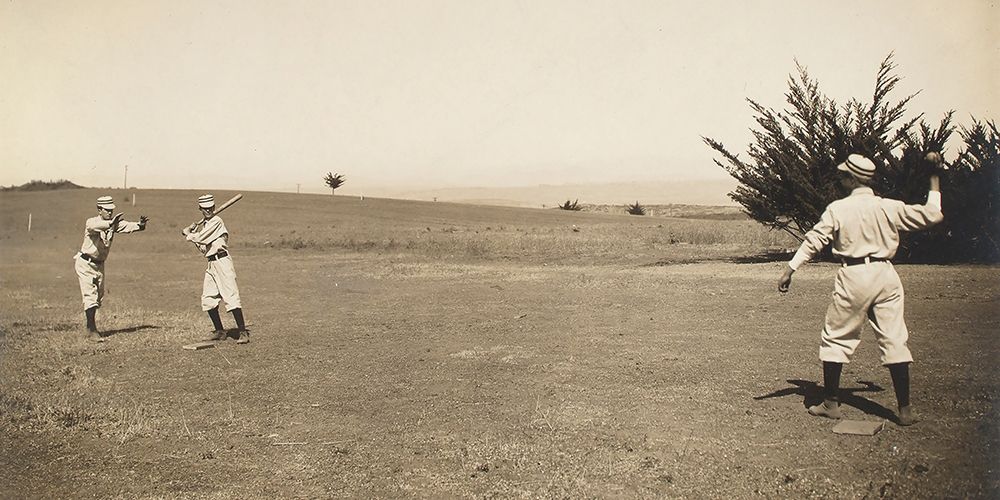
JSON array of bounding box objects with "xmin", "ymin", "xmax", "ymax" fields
[
  {"xmin": 557, "ymin": 199, "xmax": 581, "ymax": 211},
  {"xmin": 704, "ymin": 54, "xmax": 999, "ymax": 262},
  {"xmin": 0, "ymin": 179, "xmax": 83, "ymax": 192},
  {"xmin": 625, "ymin": 202, "xmax": 646, "ymax": 216},
  {"xmin": 900, "ymin": 119, "xmax": 999, "ymax": 262}
]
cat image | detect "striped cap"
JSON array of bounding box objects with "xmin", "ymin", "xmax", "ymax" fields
[
  {"xmin": 96, "ymin": 195, "xmax": 116, "ymax": 210},
  {"xmin": 198, "ymin": 194, "xmax": 215, "ymax": 208},
  {"xmin": 837, "ymin": 154, "xmax": 876, "ymax": 180}
]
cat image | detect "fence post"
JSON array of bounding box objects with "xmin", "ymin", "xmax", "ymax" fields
[{"xmin": 27, "ymin": 213, "xmax": 32, "ymax": 232}]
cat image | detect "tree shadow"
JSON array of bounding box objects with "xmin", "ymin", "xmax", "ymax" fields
[
  {"xmin": 729, "ymin": 250, "xmax": 795, "ymax": 264},
  {"xmin": 100, "ymin": 325, "xmax": 160, "ymax": 337},
  {"xmin": 755, "ymin": 379, "xmax": 898, "ymax": 421}
]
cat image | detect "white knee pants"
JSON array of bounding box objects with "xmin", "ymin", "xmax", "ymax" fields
[
  {"xmin": 74, "ymin": 255, "xmax": 104, "ymax": 310},
  {"xmin": 201, "ymin": 256, "xmax": 242, "ymax": 312},
  {"xmin": 820, "ymin": 261, "xmax": 913, "ymax": 365}
]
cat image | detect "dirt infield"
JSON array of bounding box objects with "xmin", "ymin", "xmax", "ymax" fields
[{"xmin": 1, "ymin": 189, "xmax": 998, "ymax": 498}]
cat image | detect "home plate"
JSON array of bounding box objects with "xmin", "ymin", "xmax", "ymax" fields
[
  {"xmin": 832, "ymin": 420, "xmax": 885, "ymax": 436},
  {"xmin": 182, "ymin": 341, "xmax": 217, "ymax": 351}
]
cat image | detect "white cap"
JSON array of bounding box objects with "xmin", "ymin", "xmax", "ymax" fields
[
  {"xmin": 198, "ymin": 194, "xmax": 215, "ymax": 208},
  {"xmin": 96, "ymin": 195, "xmax": 116, "ymax": 210},
  {"xmin": 837, "ymin": 154, "xmax": 876, "ymax": 180}
]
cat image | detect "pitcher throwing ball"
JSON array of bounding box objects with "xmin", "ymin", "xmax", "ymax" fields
[
  {"xmin": 777, "ymin": 153, "xmax": 944, "ymax": 426},
  {"xmin": 75, "ymin": 195, "xmax": 149, "ymax": 341},
  {"xmin": 182, "ymin": 194, "xmax": 250, "ymax": 344}
]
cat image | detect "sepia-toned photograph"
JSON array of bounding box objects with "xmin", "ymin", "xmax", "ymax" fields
[{"xmin": 1, "ymin": 1, "xmax": 997, "ymax": 498}]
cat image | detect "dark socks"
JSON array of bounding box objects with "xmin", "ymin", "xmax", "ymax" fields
[
  {"xmin": 822, "ymin": 361, "xmax": 843, "ymax": 402},
  {"xmin": 207, "ymin": 307, "xmax": 224, "ymax": 331},
  {"xmin": 888, "ymin": 362, "xmax": 916, "ymax": 425},
  {"xmin": 888, "ymin": 362, "xmax": 911, "ymax": 408},
  {"xmin": 231, "ymin": 308, "xmax": 246, "ymax": 331},
  {"xmin": 807, "ymin": 361, "xmax": 845, "ymax": 419},
  {"xmin": 85, "ymin": 307, "xmax": 98, "ymax": 332}
]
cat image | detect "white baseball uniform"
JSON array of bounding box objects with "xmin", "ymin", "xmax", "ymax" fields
[
  {"xmin": 185, "ymin": 215, "xmax": 242, "ymax": 312},
  {"xmin": 788, "ymin": 187, "xmax": 943, "ymax": 364},
  {"xmin": 75, "ymin": 216, "xmax": 143, "ymax": 310}
]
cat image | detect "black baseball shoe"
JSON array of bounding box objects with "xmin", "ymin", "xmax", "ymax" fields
[
  {"xmin": 235, "ymin": 329, "xmax": 251, "ymax": 345},
  {"xmin": 205, "ymin": 330, "xmax": 228, "ymax": 342}
]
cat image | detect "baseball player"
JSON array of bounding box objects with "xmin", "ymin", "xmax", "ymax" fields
[
  {"xmin": 75, "ymin": 195, "xmax": 149, "ymax": 341},
  {"xmin": 182, "ymin": 194, "xmax": 250, "ymax": 344},
  {"xmin": 778, "ymin": 153, "xmax": 943, "ymax": 426}
]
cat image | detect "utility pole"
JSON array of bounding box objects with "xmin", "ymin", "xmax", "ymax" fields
[
  {"xmin": 297, "ymin": 183, "xmax": 301, "ymax": 194},
  {"xmin": 124, "ymin": 165, "xmax": 128, "ymax": 190}
]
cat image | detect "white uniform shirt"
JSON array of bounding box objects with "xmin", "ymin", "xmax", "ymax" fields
[
  {"xmin": 788, "ymin": 187, "xmax": 943, "ymax": 270},
  {"xmin": 79, "ymin": 216, "xmax": 142, "ymax": 261},
  {"xmin": 185, "ymin": 216, "xmax": 229, "ymax": 257}
]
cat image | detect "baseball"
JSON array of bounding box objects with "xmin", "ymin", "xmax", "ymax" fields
[{"xmin": 925, "ymin": 152, "xmax": 943, "ymax": 164}]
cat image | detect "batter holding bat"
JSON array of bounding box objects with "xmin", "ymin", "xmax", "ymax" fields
[
  {"xmin": 182, "ymin": 193, "xmax": 251, "ymax": 344},
  {"xmin": 778, "ymin": 152, "xmax": 945, "ymax": 426}
]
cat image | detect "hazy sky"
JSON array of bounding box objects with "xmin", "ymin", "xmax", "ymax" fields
[{"xmin": 1, "ymin": 1, "xmax": 996, "ymax": 194}]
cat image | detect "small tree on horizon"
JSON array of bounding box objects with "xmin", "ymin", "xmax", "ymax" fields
[
  {"xmin": 323, "ymin": 172, "xmax": 346, "ymax": 195},
  {"xmin": 625, "ymin": 201, "xmax": 646, "ymax": 216},
  {"xmin": 558, "ymin": 199, "xmax": 581, "ymax": 211}
]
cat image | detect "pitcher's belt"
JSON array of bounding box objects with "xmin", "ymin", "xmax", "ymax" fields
[
  {"xmin": 207, "ymin": 250, "xmax": 229, "ymax": 262},
  {"xmin": 79, "ymin": 253, "xmax": 103, "ymax": 264},
  {"xmin": 842, "ymin": 256, "xmax": 889, "ymax": 266}
]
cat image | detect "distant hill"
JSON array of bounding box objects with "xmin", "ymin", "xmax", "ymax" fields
[
  {"xmin": 1, "ymin": 180, "xmax": 84, "ymax": 192},
  {"xmin": 388, "ymin": 179, "xmax": 738, "ymax": 208},
  {"xmin": 574, "ymin": 203, "xmax": 746, "ymax": 220}
]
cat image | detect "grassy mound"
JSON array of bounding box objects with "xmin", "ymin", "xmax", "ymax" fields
[{"xmin": 1, "ymin": 180, "xmax": 84, "ymax": 192}]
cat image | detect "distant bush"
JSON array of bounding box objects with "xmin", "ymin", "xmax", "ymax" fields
[
  {"xmin": 625, "ymin": 202, "xmax": 646, "ymax": 216},
  {"xmin": 1, "ymin": 180, "xmax": 83, "ymax": 192},
  {"xmin": 557, "ymin": 199, "xmax": 581, "ymax": 211}
]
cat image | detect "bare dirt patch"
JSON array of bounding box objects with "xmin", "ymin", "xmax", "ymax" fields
[{"xmin": 1, "ymin": 189, "xmax": 997, "ymax": 498}]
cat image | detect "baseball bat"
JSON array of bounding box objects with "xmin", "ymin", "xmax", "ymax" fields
[
  {"xmin": 214, "ymin": 193, "xmax": 244, "ymax": 214},
  {"xmin": 188, "ymin": 194, "xmax": 243, "ymax": 230}
]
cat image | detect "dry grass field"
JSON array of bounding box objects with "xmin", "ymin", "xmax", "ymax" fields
[{"xmin": 1, "ymin": 188, "xmax": 997, "ymax": 499}]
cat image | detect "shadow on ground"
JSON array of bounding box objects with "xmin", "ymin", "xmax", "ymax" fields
[
  {"xmin": 642, "ymin": 258, "xmax": 705, "ymax": 267},
  {"xmin": 642, "ymin": 250, "xmax": 794, "ymax": 266},
  {"xmin": 755, "ymin": 378, "xmax": 898, "ymax": 422},
  {"xmin": 100, "ymin": 325, "xmax": 160, "ymax": 337},
  {"xmin": 729, "ymin": 251, "xmax": 795, "ymax": 264}
]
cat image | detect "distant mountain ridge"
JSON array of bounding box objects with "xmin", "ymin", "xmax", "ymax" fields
[
  {"xmin": 1, "ymin": 179, "xmax": 84, "ymax": 192},
  {"xmin": 388, "ymin": 179, "xmax": 738, "ymax": 208}
]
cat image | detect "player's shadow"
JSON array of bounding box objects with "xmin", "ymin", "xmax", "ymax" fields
[
  {"xmin": 754, "ymin": 379, "xmax": 896, "ymax": 421},
  {"xmin": 100, "ymin": 325, "xmax": 160, "ymax": 337}
]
